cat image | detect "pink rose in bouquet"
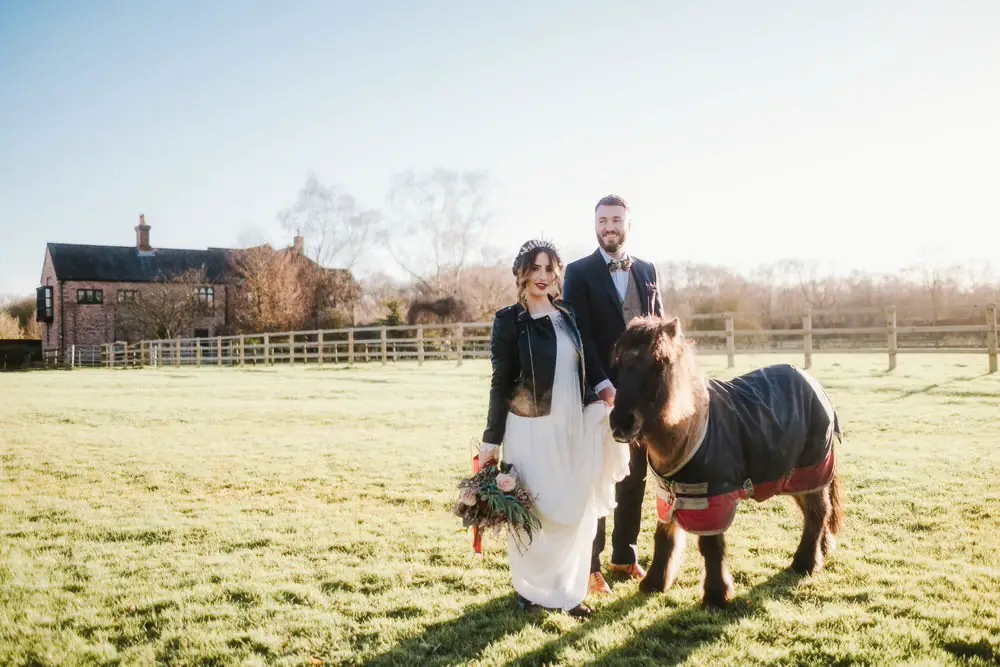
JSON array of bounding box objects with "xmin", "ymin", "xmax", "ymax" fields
[
  {"xmin": 495, "ymin": 472, "xmax": 517, "ymax": 493},
  {"xmin": 453, "ymin": 460, "xmax": 540, "ymax": 554}
]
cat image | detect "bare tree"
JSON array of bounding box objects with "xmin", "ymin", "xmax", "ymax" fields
[
  {"xmin": 780, "ymin": 259, "xmax": 840, "ymax": 310},
  {"xmin": 228, "ymin": 246, "xmax": 308, "ymax": 333},
  {"xmin": 278, "ymin": 172, "xmax": 380, "ymax": 270},
  {"xmin": 903, "ymin": 260, "xmax": 961, "ymax": 322},
  {"xmin": 381, "ymin": 167, "xmax": 493, "ymax": 297},
  {"xmin": 457, "ymin": 262, "xmax": 516, "ymax": 320},
  {"xmin": 236, "ymin": 224, "xmax": 276, "ymax": 249},
  {"xmin": 117, "ymin": 268, "xmax": 215, "ymax": 340},
  {"xmin": 228, "ymin": 244, "xmax": 361, "ymax": 333},
  {"xmin": 300, "ymin": 263, "xmax": 361, "ymax": 330}
]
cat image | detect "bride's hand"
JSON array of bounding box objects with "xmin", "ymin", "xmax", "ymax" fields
[
  {"xmin": 599, "ymin": 386, "xmax": 616, "ymax": 408},
  {"xmin": 479, "ymin": 446, "xmax": 499, "ymax": 466}
]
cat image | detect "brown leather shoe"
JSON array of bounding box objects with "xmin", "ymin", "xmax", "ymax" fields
[
  {"xmin": 609, "ymin": 562, "xmax": 647, "ymax": 579},
  {"xmin": 588, "ymin": 572, "xmax": 611, "ymax": 596}
]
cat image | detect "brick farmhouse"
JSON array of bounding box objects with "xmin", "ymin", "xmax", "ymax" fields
[
  {"xmin": 35, "ymin": 215, "xmax": 235, "ymax": 356},
  {"xmin": 35, "ymin": 215, "xmax": 348, "ymax": 358}
]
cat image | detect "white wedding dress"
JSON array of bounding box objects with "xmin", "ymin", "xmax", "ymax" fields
[{"xmin": 501, "ymin": 310, "xmax": 631, "ymax": 610}]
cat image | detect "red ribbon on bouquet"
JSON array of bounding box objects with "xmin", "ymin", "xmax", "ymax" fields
[
  {"xmin": 471, "ymin": 453, "xmax": 483, "ymax": 555},
  {"xmin": 470, "ymin": 452, "xmax": 499, "ymax": 556}
]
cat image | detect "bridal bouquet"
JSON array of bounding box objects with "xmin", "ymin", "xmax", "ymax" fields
[{"xmin": 453, "ymin": 457, "xmax": 541, "ymax": 554}]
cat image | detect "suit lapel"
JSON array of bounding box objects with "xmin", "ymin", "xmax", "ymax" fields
[{"xmin": 591, "ymin": 250, "xmax": 626, "ymax": 324}]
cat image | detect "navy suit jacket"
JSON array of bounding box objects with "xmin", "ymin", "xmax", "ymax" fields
[{"xmin": 562, "ymin": 249, "xmax": 664, "ymax": 385}]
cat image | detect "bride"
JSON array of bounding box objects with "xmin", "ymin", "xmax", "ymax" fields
[{"xmin": 479, "ymin": 239, "xmax": 630, "ymax": 618}]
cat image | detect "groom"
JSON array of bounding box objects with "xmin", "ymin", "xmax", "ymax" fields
[{"xmin": 563, "ymin": 194, "xmax": 664, "ymax": 595}]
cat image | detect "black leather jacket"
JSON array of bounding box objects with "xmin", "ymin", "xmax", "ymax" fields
[{"xmin": 481, "ymin": 298, "xmax": 608, "ymax": 445}]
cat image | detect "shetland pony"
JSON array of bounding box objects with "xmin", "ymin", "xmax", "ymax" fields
[{"xmin": 609, "ymin": 316, "xmax": 843, "ymax": 608}]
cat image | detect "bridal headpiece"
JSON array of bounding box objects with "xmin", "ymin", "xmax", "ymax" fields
[{"xmin": 512, "ymin": 238, "xmax": 561, "ymax": 275}]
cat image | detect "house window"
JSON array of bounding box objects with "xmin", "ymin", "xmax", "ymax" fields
[
  {"xmin": 117, "ymin": 289, "xmax": 138, "ymax": 304},
  {"xmin": 194, "ymin": 328, "xmax": 210, "ymax": 338},
  {"xmin": 77, "ymin": 289, "xmax": 103, "ymax": 305},
  {"xmin": 36, "ymin": 286, "xmax": 54, "ymax": 323},
  {"xmin": 197, "ymin": 287, "xmax": 214, "ymax": 305}
]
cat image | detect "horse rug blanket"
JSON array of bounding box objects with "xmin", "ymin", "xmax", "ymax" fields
[{"xmin": 653, "ymin": 363, "xmax": 841, "ymax": 535}]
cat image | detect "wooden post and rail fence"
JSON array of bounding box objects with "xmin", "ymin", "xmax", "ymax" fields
[{"xmin": 43, "ymin": 303, "xmax": 999, "ymax": 374}]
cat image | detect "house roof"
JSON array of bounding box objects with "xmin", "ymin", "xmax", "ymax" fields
[{"xmin": 47, "ymin": 243, "xmax": 232, "ymax": 283}]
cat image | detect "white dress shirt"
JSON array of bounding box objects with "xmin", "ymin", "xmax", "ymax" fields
[
  {"xmin": 594, "ymin": 246, "xmax": 631, "ymax": 395},
  {"xmin": 599, "ymin": 246, "xmax": 630, "ymax": 302}
]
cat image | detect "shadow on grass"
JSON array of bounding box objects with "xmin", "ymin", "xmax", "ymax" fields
[
  {"xmin": 889, "ymin": 372, "xmax": 991, "ymax": 401},
  {"xmin": 507, "ymin": 570, "xmax": 804, "ymax": 667},
  {"xmin": 362, "ymin": 570, "xmax": 803, "ymax": 666},
  {"xmin": 360, "ymin": 593, "xmax": 537, "ymax": 666}
]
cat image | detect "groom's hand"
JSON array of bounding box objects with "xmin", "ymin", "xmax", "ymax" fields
[{"xmin": 599, "ymin": 386, "xmax": 616, "ymax": 408}]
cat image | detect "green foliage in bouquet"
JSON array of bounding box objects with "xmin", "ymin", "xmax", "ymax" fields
[{"xmin": 453, "ymin": 461, "xmax": 542, "ymax": 553}]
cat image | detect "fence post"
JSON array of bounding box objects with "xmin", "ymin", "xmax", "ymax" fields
[
  {"xmin": 724, "ymin": 315, "xmax": 735, "ymax": 368},
  {"xmin": 263, "ymin": 334, "xmax": 270, "ymax": 365},
  {"xmin": 886, "ymin": 306, "xmax": 898, "ymax": 371},
  {"xmin": 455, "ymin": 325, "xmax": 464, "ymax": 366},
  {"xmin": 987, "ymin": 302, "xmax": 997, "ymax": 374},
  {"xmin": 348, "ymin": 330, "xmax": 355, "ymax": 365},
  {"xmin": 417, "ymin": 326, "xmax": 425, "ymax": 365},
  {"xmin": 802, "ymin": 306, "xmax": 813, "ymax": 370},
  {"xmin": 318, "ymin": 331, "xmax": 324, "ymax": 366},
  {"xmin": 381, "ymin": 327, "xmax": 388, "ymax": 365},
  {"xmin": 196, "ymin": 340, "xmax": 202, "ymax": 367},
  {"xmin": 217, "ymin": 336, "xmax": 222, "ymax": 367}
]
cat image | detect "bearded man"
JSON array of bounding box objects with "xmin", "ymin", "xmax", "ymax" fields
[{"xmin": 562, "ymin": 194, "xmax": 665, "ymax": 595}]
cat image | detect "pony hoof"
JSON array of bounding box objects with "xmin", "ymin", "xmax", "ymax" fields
[
  {"xmin": 701, "ymin": 587, "xmax": 733, "ymax": 610},
  {"xmin": 791, "ymin": 555, "xmax": 822, "ymax": 575},
  {"xmin": 638, "ymin": 574, "xmax": 667, "ymax": 594}
]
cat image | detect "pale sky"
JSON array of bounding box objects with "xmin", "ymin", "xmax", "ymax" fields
[{"xmin": 2, "ymin": 0, "xmax": 998, "ymax": 296}]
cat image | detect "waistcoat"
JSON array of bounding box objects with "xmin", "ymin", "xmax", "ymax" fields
[{"xmin": 621, "ymin": 270, "xmax": 644, "ymax": 322}]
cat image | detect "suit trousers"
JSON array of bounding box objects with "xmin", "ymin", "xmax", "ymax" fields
[{"xmin": 591, "ymin": 439, "xmax": 648, "ymax": 571}]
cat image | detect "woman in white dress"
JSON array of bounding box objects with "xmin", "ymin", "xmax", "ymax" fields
[{"xmin": 479, "ymin": 239, "xmax": 630, "ymax": 618}]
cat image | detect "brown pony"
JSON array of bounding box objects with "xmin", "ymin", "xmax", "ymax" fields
[{"xmin": 608, "ymin": 315, "xmax": 843, "ymax": 609}]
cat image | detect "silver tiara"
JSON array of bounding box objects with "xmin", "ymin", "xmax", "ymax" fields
[{"xmin": 513, "ymin": 238, "xmax": 559, "ymax": 274}]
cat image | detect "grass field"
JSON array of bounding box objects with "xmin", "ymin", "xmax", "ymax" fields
[{"xmin": 1, "ymin": 354, "xmax": 998, "ymax": 666}]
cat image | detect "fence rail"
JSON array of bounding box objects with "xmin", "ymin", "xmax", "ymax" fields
[{"xmin": 42, "ymin": 303, "xmax": 999, "ymax": 374}]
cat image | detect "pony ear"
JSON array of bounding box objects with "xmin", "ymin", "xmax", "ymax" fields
[
  {"xmin": 662, "ymin": 317, "xmax": 681, "ymax": 339},
  {"xmin": 653, "ymin": 317, "xmax": 682, "ymax": 362},
  {"xmin": 654, "ymin": 317, "xmax": 680, "ymax": 361}
]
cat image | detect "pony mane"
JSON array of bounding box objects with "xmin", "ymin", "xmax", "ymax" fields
[{"xmin": 616, "ymin": 315, "xmax": 705, "ymax": 426}]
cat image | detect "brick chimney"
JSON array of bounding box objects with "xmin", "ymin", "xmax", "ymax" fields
[
  {"xmin": 135, "ymin": 214, "xmax": 151, "ymax": 251},
  {"xmin": 293, "ymin": 232, "xmax": 304, "ymax": 254}
]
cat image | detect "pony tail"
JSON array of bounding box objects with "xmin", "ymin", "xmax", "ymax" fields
[{"xmin": 827, "ymin": 474, "xmax": 843, "ymax": 535}]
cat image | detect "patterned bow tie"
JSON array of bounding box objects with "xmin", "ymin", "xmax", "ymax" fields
[{"xmin": 608, "ymin": 257, "xmax": 633, "ymax": 272}]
